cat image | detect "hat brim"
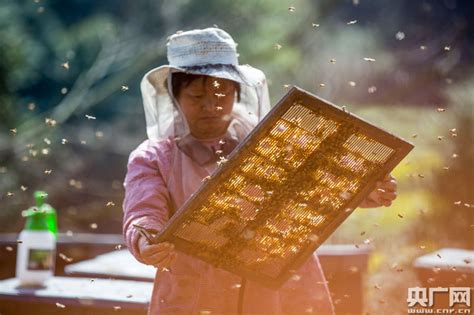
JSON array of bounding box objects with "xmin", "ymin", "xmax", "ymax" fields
[{"xmin": 144, "ymin": 64, "xmax": 260, "ymax": 95}]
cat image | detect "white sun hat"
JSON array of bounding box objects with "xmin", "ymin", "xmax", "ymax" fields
[{"xmin": 140, "ymin": 27, "xmax": 271, "ymax": 141}]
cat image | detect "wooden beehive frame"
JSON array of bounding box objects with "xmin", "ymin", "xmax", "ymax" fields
[{"xmin": 155, "ymin": 86, "xmax": 414, "ymax": 288}]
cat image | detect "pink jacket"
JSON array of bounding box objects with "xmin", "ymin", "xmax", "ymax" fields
[{"xmin": 123, "ymin": 138, "xmax": 335, "ymax": 315}]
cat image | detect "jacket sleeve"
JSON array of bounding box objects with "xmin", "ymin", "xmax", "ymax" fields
[{"xmin": 122, "ymin": 140, "xmax": 171, "ymax": 264}]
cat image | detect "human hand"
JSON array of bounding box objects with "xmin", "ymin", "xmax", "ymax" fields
[
  {"xmin": 359, "ymin": 174, "xmax": 397, "ymax": 208},
  {"xmin": 137, "ymin": 236, "xmax": 177, "ymax": 270}
]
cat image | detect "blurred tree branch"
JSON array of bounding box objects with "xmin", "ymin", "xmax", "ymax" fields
[{"xmin": 14, "ymin": 34, "xmax": 165, "ymax": 151}]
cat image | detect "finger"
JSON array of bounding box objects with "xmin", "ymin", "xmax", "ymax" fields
[
  {"xmin": 147, "ymin": 250, "xmax": 173, "ymax": 264},
  {"xmin": 375, "ymin": 183, "xmax": 387, "ymax": 193},
  {"xmin": 379, "ymin": 191, "xmax": 397, "ymax": 201},
  {"xmin": 372, "ymin": 192, "xmax": 389, "ymax": 207},
  {"xmin": 376, "ymin": 181, "xmax": 396, "ymax": 193},
  {"xmin": 145, "ymin": 253, "xmax": 169, "ymax": 266},
  {"xmin": 380, "ymin": 198, "xmax": 395, "ymax": 206},
  {"xmin": 143, "ymin": 246, "xmax": 173, "ymax": 262},
  {"xmin": 380, "ymin": 179, "xmax": 397, "ymax": 192},
  {"xmin": 142, "ymin": 253, "xmax": 168, "ymax": 265},
  {"xmin": 364, "ymin": 196, "xmax": 383, "ymax": 208},
  {"xmin": 381, "ymin": 199, "xmax": 392, "ymax": 207},
  {"xmin": 381, "ymin": 192, "xmax": 397, "ymax": 200},
  {"xmin": 369, "ymin": 189, "xmax": 384, "ymax": 202},
  {"xmin": 142, "ymin": 247, "xmax": 169, "ymax": 258},
  {"xmin": 370, "ymin": 194, "xmax": 386, "ymax": 205},
  {"xmin": 380, "ymin": 193, "xmax": 396, "ymax": 204},
  {"xmin": 375, "ymin": 190, "xmax": 394, "ymax": 204}
]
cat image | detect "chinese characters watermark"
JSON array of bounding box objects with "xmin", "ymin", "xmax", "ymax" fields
[{"xmin": 407, "ymin": 287, "xmax": 471, "ymax": 314}]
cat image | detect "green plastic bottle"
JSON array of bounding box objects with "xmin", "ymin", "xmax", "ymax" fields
[{"xmin": 24, "ymin": 191, "xmax": 58, "ymax": 239}]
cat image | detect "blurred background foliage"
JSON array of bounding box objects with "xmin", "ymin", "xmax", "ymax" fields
[{"xmin": 0, "ymin": 0, "xmax": 472, "ymax": 313}]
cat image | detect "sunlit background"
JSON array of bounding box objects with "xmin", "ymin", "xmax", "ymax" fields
[{"xmin": 0, "ymin": 0, "xmax": 472, "ymax": 314}]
